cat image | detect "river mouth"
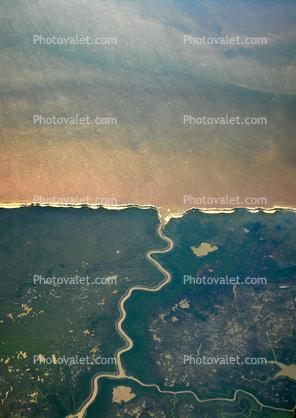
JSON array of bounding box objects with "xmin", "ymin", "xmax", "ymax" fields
[
  {"xmin": 66, "ymin": 207, "xmax": 296, "ymax": 418},
  {"xmin": 1, "ymin": 206, "xmax": 295, "ymax": 418}
]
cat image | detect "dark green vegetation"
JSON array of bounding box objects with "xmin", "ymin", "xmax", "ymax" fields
[
  {"xmin": 0, "ymin": 206, "xmax": 165, "ymax": 417},
  {"xmin": 85, "ymin": 376, "xmax": 295, "ymax": 418},
  {"xmin": 122, "ymin": 209, "xmax": 296, "ymax": 417},
  {"xmin": 85, "ymin": 377, "xmax": 258, "ymax": 418},
  {"xmin": 0, "ymin": 207, "xmax": 295, "ymax": 418}
]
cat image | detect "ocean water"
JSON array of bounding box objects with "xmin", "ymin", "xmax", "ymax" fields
[
  {"xmin": 1, "ymin": 0, "xmax": 296, "ymax": 211},
  {"xmin": 1, "ymin": 1, "xmax": 296, "ymax": 417}
]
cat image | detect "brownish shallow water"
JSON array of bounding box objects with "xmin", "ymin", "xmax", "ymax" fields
[
  {"xmin": 1, "ymin": 0, "xmax": 296, "ymax": 215},
  {"xmin": 1, "ymin": 122, "xmax": 296, "ymax": 216}
]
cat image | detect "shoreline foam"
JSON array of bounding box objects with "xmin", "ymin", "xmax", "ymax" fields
[{"xmin": 0, "ymin": 202, "xmax": 295, "ymax": 226}]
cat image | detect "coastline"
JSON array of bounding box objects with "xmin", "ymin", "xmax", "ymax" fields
[
  {"xmin": 1, "ymin": 203, "xmax": 295, "ymax": 417},
  {"xmin": 0, "ymin": 202, "xmax": 295, "ymax": 227}
]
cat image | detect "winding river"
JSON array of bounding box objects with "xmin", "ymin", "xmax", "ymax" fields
[{"xmin": 66, "ymin": 222, "xmax": 295, "ymax": 418}]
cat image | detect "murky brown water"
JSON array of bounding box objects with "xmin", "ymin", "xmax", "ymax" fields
[{"xmin": 1, "ymin": 0, "xmax": 296, "ymax": 215}]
